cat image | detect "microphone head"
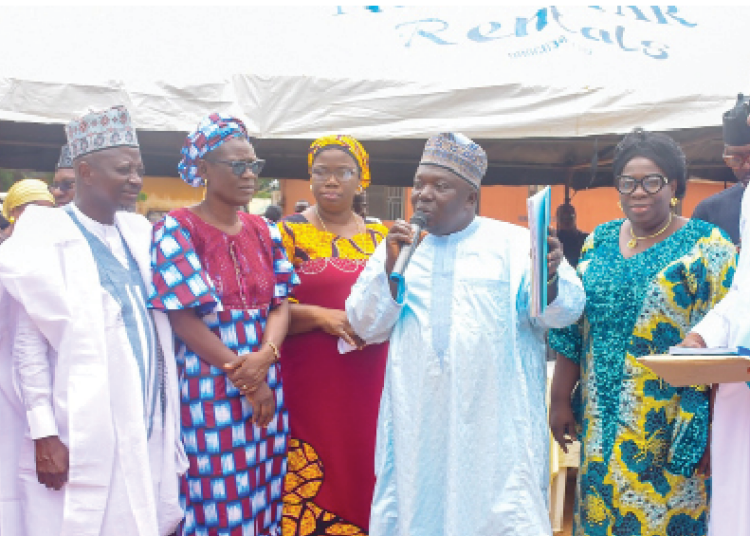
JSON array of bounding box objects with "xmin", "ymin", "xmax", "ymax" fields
[{"xmin": 410, "ymin": 211, "xmax": 428, "ymax": 228}]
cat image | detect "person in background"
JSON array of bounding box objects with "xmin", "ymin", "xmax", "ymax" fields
[
  {"xmin": 346, "ymin": 133, "xmax": 585, "ymax": 536},
  {"xmin": 149, "ymin": 113, "xmax": 298, "ymax": 536},
  {"xmin": 353, "ymin": 190, "xmax": 382, "ymax": 225},
  {"xmin": 556, "ymin": 201, "xmax": 588, "ymax": 268},
  {"xmin": 278, "ymin": 135, "xmax": 389, "ymax": 535},
  {"xmin": 678, "ymin": 95, "xmax": 750, "ymax": 536},
  {"xmin": 692, "ymin": 94, "xmax": 750, "ymax": 247},
  {"xmin": 1, "ymin": 178, "xmax": 55, "ymax": 236},
  {"xmin": 49, "ymin": 144, "xmax": 76, "ymax": 207},
  {"xmin": 0, "ymin": 214, "xmax": 9, "ymax": 245},
  {"xmin": 294, "ymin": 199, "xmax": 310, "ymax": 213},
  {"xmin": 0, "ymin": 105, "xmax": 185, "ymax": 536},
  {"xmin": 264, "ymin": 204, "xmax": 283, "ymax": 223},
  {"xmin": 549, "ymin": 128, "xmax": 736, "ymax": 536}
]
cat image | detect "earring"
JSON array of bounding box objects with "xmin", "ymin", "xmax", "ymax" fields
[
  {"xmin": 670, "ymin": 198, "xmax": 678, "ymax": 207},
  {"xmin": 310, "ymin": 184, "xmax": 313, "ymax": 191},
  {"xmin": 8, "ymin": 216, "xmax": 15, "ymax": 224},
  {"xmin": 356, "ymin": 186, "xmax": 364, "ymax": 194},
  {"xmin": 617, "ymin": 201, "xmax": 623, "ymax": 211}
]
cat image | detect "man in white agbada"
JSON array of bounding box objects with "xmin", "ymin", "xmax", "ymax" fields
[
  {"xmin": 345, "ymin": 133, "xmax": 586, "ymax": 536},
  {"xmin": 0, "ymin": 105, "xmax": 187, "ymax": 536},
  {"xmin": 680, "ymin": 97, "xmax": 750, "ymax": 536}
]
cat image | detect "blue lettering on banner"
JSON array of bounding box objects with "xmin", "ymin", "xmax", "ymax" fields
[
  {"xmin": 396, "ymin": 19, "xmax": 456, "ymax": 46},
  {"xmin": 344, "ymin": 6, "xmax": 698, "ymax": 61}
]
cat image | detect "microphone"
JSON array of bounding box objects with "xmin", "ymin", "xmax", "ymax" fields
[{"xmin": 389, "ymin": 211, "xmax": 428, "ymax": 286}]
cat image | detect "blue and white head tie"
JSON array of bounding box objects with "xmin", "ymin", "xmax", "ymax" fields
[{"xmin": 178, "ymin": 113, "xmax": 251, "ymax": 187}]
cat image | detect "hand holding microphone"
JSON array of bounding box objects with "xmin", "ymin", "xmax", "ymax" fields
[{"xmin": 386, "ymin": 212, "xmax": 427, "ymax": 284}]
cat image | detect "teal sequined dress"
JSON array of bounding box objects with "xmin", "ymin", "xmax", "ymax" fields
[{"xmin": 549, "ymin": 219, "xmax": 736, "ymax": 536}]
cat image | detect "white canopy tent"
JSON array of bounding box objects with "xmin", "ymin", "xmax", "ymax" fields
[{"xmin": 0, "ymin": 5, "xmax": 748, "ymax": 185}]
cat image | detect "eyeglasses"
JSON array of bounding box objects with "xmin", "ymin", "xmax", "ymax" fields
[
  {"xmin": 310, "ymin": 167, "xmax": 358, "ymax": 182},
  {"xmin": 722, "ymin": 152, "xmax": 750, "ymax": 169},
  {"xmin": 49, "ymin": 180, "xmax": 75, "ymax": 193},
  {"xmin": 206, "ymin": 158, "xmax": 265, "ymax": 176},
  {"xmin": 614, "ymin": 174, "xmax": 669, "ymax": 195}
]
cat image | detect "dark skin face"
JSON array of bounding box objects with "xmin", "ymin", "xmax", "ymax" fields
[
  {"xmin": 618, "ymin": 156, "xmax": 677, "ymax": 235},
  {"xmin": 74, "ymin": 146, "xmax": 144, "ymax": 224},
  {"xmin": 309, "ymin": 148, "xmax": 361, "ymax": 217},
  {"xmin": 556, "ymin": 205, "xmax": 577, "ymax": 231},
  {"xmin": 50, "ymin": 168, "xmax": 76, "ymax": 206},
  {"xmin": 411, "ymin": 164, "xmax": 477, "ymax": 236},
  {"xmin": 723, "ymin": 143, "xmax": 750, "ymax": 186},
  {"xmin": 198, "ymin": 137, "xmax": 258, "ymax": 209}
]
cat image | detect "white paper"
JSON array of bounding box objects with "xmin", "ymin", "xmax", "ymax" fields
[
  {"xmin": 337, "ymin": 337, "xmax": 357, "ymax": 354},
  {"xmin": 669, "ymin": 346, "xmax": 737, "ymax": 356}
]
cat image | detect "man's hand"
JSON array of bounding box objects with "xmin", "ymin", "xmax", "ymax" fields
[
  {"xmin": 385, "ymin": 219, "xmax": 415, "ymax": 276},
  {"xmin": 549, "ymin": 400, "xmax": 577, "ymax": 454},
  {"xmin": 547, "ymin": 226, "xmax": 563, "ymax": 277},
  {"xmin": 247, "ymin": 382, "xmax": 276, "ymax": 428},
  {"xmin": 224, "ymin": 352, "xmax": 273, "ymax": 396},
  {"xmin": 34, "ymin": 436, "xmax": 69, "ymax": 490},
  {"xmin": 315, "ymin": 308, "xmax": 364, "ymax": 348},
  {"xmin": 676, "ymin": 332, "xmax": 707, "ymax": 349}
]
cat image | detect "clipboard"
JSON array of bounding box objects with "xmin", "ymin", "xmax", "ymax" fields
[
  {"xmin": 527, "ymin": 186, "xmax": 551, "ymax": 317},
  {"xmin": 637, "ymin": 354, "xmax": 750, "ymax": 387}
]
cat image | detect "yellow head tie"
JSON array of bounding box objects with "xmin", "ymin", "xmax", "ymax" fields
[
  {"xmin": 308, "ymin": 135, "xmax": 371, "ymax": 189},
  {"xmin": 2, "ymin": 178, "xmax": 55, "ymax": 220}
]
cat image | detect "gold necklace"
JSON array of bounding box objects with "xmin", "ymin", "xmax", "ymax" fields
[
  {"xmin": 627, "ymin": 213, "xmax": 673, "ymax": 248},
  {"xmin": 314, "ymin": 205, "xmax": 373, "ymax": 255}
]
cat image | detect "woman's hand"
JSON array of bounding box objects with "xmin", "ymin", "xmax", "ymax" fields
[
  {"xmin": 34, "ymin": 436, "xmax": 69, "ymax": 490},
  {"xmin": 315, "ymin": 307, "xmax": 364, "ymax": 348},
  {"xmin": 247, "ymin": 382, "xmax": 276, "ymax": 428},
  {"xmin": 696, "ymin": 434, "xmax": 711, "ymax": 477},
  {"xmin": 549, "ymin": 400, "xmax": 577, "ymax": 454},
  {"xmin": 224, "ymin": 350, "xmax": 274, "ymax": 395}
]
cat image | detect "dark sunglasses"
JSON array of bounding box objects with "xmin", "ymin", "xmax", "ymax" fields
[
  {"xmin": 614, "ymin": 174, "xmax": 669, "ymax": 195},
  {"xmin": 48, "ymin": 180, "xmax": 75, "ymax": 193},
  {"xmin": 206, "ymin": 158, "xmax": 265, "ymax": 177}
]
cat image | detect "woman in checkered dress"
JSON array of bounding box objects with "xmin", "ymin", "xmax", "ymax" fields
[{"xmin": 148, "ymin": 114, "xmax": 299, "ymax": 536}]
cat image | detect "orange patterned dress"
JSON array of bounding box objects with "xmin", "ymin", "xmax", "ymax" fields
[{"xmin": 278, "ymin": 213, "xmax": 389, "ymax": 536}]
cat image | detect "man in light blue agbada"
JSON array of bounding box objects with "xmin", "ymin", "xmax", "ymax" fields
[{"xmin": 346, "ymin": 133, "xmax": 585, "ymax": 536}]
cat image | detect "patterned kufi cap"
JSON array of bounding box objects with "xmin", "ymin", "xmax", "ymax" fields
[
  {"xmin": 2, "ymin": 178, "xmax": 55, "ymax": 219},
  {"xmin": 179, "ymin": 113, "xmax": 251, "ymax": 187},
  {"xmin": 420, "ymin": 133, "xmax": 487, "ymax": 189},
  {"xmin": 65, "ymin": 105, "xmax": 139, "ymax": 160},
  {"xmin": 723, "ymin": 94, "xmax": 750, "ymax": 146},
  {"xmin": 308, "ymin": 135, "xmax": 371, "ymax": 189},
  {"xmin": 56, "ymin": 144, "xmax": 73, "ymax": 170}
]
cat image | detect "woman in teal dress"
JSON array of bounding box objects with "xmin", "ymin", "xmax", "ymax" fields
[{"xmin": 549, "ymin": 128, "xmax": 736, "ymax": 536}]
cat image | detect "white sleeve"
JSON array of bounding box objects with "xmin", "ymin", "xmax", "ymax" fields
[
  {"xmin": 346, "ymin": 241, "xmax": 404, "ymax": 344},
  {"xmin": 536, "ymin": 258, "xmax": 586, "ymax": 329},
  {"xmin": 13, "ymin": 305, "xmax": 58, "ymax": 439},
  {"xmin": 693, "ymin": 187, "xmax": 750, "ymax": 347}
]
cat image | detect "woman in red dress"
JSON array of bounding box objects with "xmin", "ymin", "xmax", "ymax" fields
[{"xmin": 279, "ymin": 136, "xmax": 389, "ymax": 535}]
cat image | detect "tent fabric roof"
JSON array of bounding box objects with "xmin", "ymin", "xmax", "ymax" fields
[{"xmin": 0, "ymin": 6, "xmax": 747, "ymax": 187}]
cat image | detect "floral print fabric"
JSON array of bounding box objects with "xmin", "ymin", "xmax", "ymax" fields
[{"xmin": 549, "ymin": 218, "xmax": 736, "ymax": 536}]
